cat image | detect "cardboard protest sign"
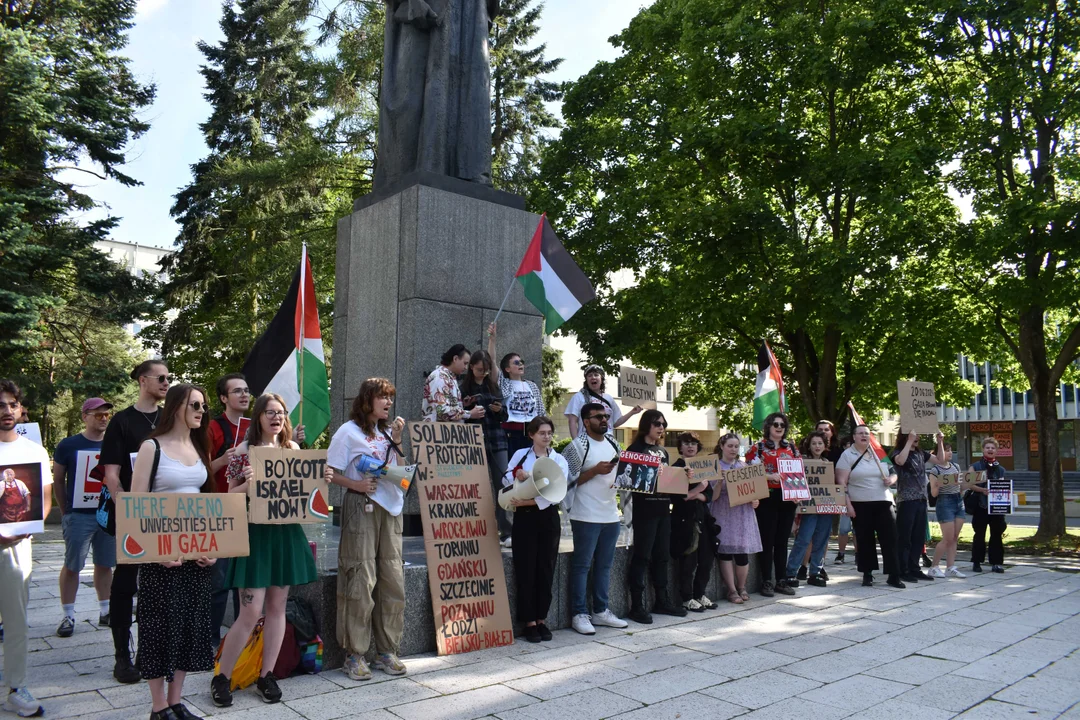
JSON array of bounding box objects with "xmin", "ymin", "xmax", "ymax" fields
[
  {"xmin": 684, "ymin": 454, "xmax": 721, "ymax": 483},
  {"xmin": 798, "ymin": 459, "xmax": 847, "ymax": 514},
  {"xmin": 988, "ymin": 478, "xmax": 1013, "ymax": 515},
  {"xmin": 937, "ymin": 472, "xmax": 961, "ymax": 487},
  {"xmin": 72, "ymin": 450, "xmax": 103, "ymax": 510},
  {"xmin": 1, "ymin": 460, "xmax": 46, "ymax": 535},
  {"xmin": 658, "ymin": 465, "xmax": 689, "ymax": 495},
  {"xmin": 619, "ymin": 366, "xmax": 657, "ymax": 410},
  {"xmin": 964, "ymin": 471, "xmax": 987, "ymax": 487},
  {"xmin": 15, "ymin": 423, "xmax": 42, "ymax": 445},
  {"xmin": 247, "ymin": 448, "xmax": 330, "ymax": 524},
  {"xmin": 777, "ymin": 458, "xmax": 811, "ymax": 501},
  {"xmin": 409, "ymin": 422, "xmax": 514, "ymax": 656},
  {"xmin": 897, "ymin": 381, "xmax": 939, "ymax": 435},
  {"xmin": 115, "ymin": 492, "xmax": 249, "ymax": 564},
  {"xmin": 615, "ymin": 450, "xmax": 662, "ymax": 493},
  {"xmin": 724, "ymin": 463, "xmax": 769, "ymax": 506}
]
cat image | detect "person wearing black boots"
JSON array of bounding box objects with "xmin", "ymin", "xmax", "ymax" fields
[
  {"xmin": 623, "ymin": 410, "xmax": 687, "ymax": 624},
  {"xmin": 969, "ymin": 437, "xmax": 1008, "ymax": 573},
  {"xmin": 670, "ymin": 432, "xmax": 717, "ymax": 612}
]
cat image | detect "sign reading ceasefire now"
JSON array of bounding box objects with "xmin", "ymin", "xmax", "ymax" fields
[
  {"xmin": 724, "ymin": 464, "xmax": 769, "ymax": 506},
  {"xmin": 115, "ymin": 493, "xmax": 249, "ymax": 563},
  {"xmin": 248, "ymin": 448, "xmax": 330, "ymax": 524},
  {"xmin": 410, "ymin": 422, "xmax": 513, "ymax": 656}
]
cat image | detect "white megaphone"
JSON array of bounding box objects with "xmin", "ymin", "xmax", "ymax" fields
[
  {"xmin": 499, "ymin": 457, "xmax": 568, "ymax": 512},
  {"xmin": 384, "ymin": 463, "xmax": 418, "ymax": 492}
]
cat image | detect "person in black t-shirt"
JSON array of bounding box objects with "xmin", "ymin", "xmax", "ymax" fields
[
  {"xmin": 670, "ymin": 432, "xmax": 716, "ymax": 612},
  {"xmin": 98, "ymin": 359, "xmax": 171, "ymax": 684},
  {"xmin": 623, "ymin": 409, "xmax": 687, "ymax": 624}
]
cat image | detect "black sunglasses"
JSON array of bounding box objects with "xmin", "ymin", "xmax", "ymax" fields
[
  {"xmin": 771, "ymin": 421, "xmax": 787, "ymax": 429},
  {"xmin": 652, "ymin": 420, "xmax": 668, "ymax": 428},
  {"xmin": 143, "ymin": 374, "xmax": 175, "ymax": 384},
  {"xmin": 188, "ymin": 401, "xmax": 209, "ymax": 412},
  {"xmin": 588, "ymin": 414, "xmax": 611, "ymax": 421}
]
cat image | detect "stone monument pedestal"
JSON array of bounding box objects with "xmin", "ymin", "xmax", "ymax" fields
[{"xmin": 330, "ymin": 174, "xmax": 544, "ymax": 523}]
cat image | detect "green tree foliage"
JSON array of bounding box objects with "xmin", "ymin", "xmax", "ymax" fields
[
  {"xmin": 154, "ymin": 0, "xmax": 346, "ymax": 391},
  {"xmin": 540, "ymin": 344, "xmax": 567, "ymax": 417},
  {"xmin": 0, "ymin": 0, "xmax": 159, "ymax": 444},
  {"xmin": 928, "ymin": 1, "xmax": 1080, "ymax": 538},
  {"xmin": 535, "ymin": 0, "xmax": 975, "ymax": 434},
  {"xmin": 490, "ymin": 0, "xmax": 562, "ymax": 196}
]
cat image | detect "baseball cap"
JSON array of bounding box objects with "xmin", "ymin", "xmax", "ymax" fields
[{"xmin": 81, "ymin": 398, "xmax": 114, "ymax": 413}]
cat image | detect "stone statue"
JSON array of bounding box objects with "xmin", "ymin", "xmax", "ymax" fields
[{"xmin": 374, "ymin": 0, "xmax": 500, "ymax": 190}]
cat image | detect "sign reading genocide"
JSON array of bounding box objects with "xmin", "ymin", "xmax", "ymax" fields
[
  {"xmin": 409, "ymin": 422, "xmax": 514, "ymax": 656},
  {"xmin": 619, "ymin": 366, "xmax": 657, "ymax": 410},
  {"xmin": 115, "ymin": 492, "xmax": 249, "ymax": 564},
  {"xmin": 897, "ymin": 381, "xmax": 939, "ymax": 435},
  {"xmin": 684, "ymin": 454, "xmax": 721, "ymax": 483},
  {"xmin": 798, "ymin": 459, "xmax": 847, "ymax": 514},
  {"xmin": 247, "ymin": 448, "xmax": 330, "ymax": 524},
  {"xmin": 724, "ymin": 463, "xmax": 769, "ymax": 506},
  {"xmin": 777, "ymin": 458, "xmax": 811, "ymax": 502}
]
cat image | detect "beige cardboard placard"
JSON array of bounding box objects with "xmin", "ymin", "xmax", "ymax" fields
[
  {"xmin": 619, "ymin": 366, "xmax": 657, "ymax": 409},
  {"xmin": 898, "ymin": 381, "xmax": 939, "ymax": 435},
  {"xmin": 964, "ymin": 471, "xmax": 987, "ymax": 486},
  {"xmin": 115, "ymin": 492, "xmax": 249, "ymax": 564},
  {"xmin": 937, "ymin": 472, "xmax": 961, "ymax": 487},
  {"xmin": 247, "ymin": 448, "xmax": 330, "ymax": 524},
  {"xmin": 658, "ymin": 465, "xmax": 689, "ymax": 494},
  {"xmin": 798, "ymin": 459, "xmax": 847, "ymax": 514},
  {"xmin": 684, "ymin": 454, "xmax": 721, "ymax": 483},
  {"xmin": 409, "ymin": 422, "xmax": 514, "ymax": 656},
  {"xmin": 724, "ymin": 463, "xmax": 769, "ymax": 506}
]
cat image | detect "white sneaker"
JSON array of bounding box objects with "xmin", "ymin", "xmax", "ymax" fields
[
  {"xmin": 683, "ymin": 598, "xmax": 705, "ymax": 612},
  {"xmin": 927, "ymin": 566, "xmax": 946, "ymax": 578},
  {"xmin": 572, "ymin": 613, "xmax": 596, "ymax": 635},
  {"xmin": 946, "ymin": 566, "xmax": 967, "ymax": 578},
  {"xmin": 4, "ymin": 687, "xmax": 42, "ymax": 717},
  {"xmin": 500, "ymin": 537, "xmax": 512, "ymax": 548},
  {"xmin": 698, "ymin": 594, "xmax": 716, "ymax": 609},
  {"xmin": 591, "ymin": 608, "xmax": 628, "ymax": 629}
]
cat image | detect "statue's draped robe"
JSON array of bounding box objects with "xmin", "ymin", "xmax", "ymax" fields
[{"xmin": 374, "ymin": 0, "xmax": 498, "ymax": 189}]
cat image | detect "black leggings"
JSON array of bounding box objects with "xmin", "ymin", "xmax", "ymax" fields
[
  {"xmin": 718, "ymin": 553, "xmax": 749, "ymax": 566},
  {"xmin": 754, "ymin": 489, "xmax": 797, "ymax": 582},
  {"xmin": 677, "ymin": 531, "xmax": 714, "ymax": 602},
  {"xmin": 110, "ymin": 563, "xmax": 139, "ymax": 659}
]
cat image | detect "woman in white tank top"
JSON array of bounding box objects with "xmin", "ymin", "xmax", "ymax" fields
[{"xmin": 130, "ymin": 384, "xmax": 215, "ymax": 720}]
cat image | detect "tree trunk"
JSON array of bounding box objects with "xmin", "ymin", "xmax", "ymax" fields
[{"xmin": 1032, "ymin": 383, "xmax": 1066, "ymax": 539}]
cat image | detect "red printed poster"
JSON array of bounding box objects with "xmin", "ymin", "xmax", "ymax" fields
[
  {"xmin": 72, "ymin": 450, "xmax": 103, "ymax": 510},
  {"xmin": 777, "ymin": 458, "xmax": 810, "ymax": 501}
]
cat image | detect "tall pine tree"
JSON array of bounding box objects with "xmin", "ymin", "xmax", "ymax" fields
[
  {"xmin": 157, "ymin": 0, "xmax": 342, "ymax": 389},
  {"xmin": 490, "ymin": 0, "xmax": 563, "ymax": 196},
  {"xmin": 0, "ymin": 0, "xmax": 159, "ymax": 442}
]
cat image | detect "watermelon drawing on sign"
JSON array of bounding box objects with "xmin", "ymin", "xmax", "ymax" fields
[
  {"xmin": 122, "ymin": 534, "xmax": 146, "ymax": 559},
  {"xmin": 309, "ymin": 488, "xmax": 329, "ymax": 519}
]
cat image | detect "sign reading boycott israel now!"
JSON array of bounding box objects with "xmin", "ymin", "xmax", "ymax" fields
[
  {"xmin": 115, "ymin": 493, "xmax": 249, "ymax": 564},
  {"xmin": 619, "ymin": 366, "xmax": 657, "ymax": 409},
  {"xmin": 898, "ymin": 381, "xmax": 939, "ymax": 435},
  {"xmin": 409, "ymin": 422, "xmax": 514, "ymax": 656},
  {"xmin": 247, "ymin": 447, "xmax": 331, "ymax": 523}
]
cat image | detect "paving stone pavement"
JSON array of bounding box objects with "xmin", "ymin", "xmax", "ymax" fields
[{"xmin": 5, "ymin": 530, "xmax": 1080, "ymax": 720}]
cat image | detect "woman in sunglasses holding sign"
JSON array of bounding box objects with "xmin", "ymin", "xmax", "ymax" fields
[
  {"xmin": 745, "ymin": 412, "xmax": 800, "ymax": 597},
  {"xmin": 327, "ymin": 379, "xmax": 409, "ymax": 681},
  {"xmin": 623, "ymin": 409, "xmax": 688, "ymax": 623},
  {"xmin": 210, "ymin": 393, "xmax": 323, "ymax": 708}
]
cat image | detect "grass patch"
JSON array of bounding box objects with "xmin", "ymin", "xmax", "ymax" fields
[{"xmin": 928, "ymin": 522, "xmax": 1080, "ymax": 557}]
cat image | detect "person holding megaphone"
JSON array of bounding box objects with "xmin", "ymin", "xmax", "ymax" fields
[
  {"xmin": 327, "ymin": 379, "xmax": 410, "ymax": 681},
  {"xmin": 500, "ymin": 416, "xmax": 569, "ymax": 643}
]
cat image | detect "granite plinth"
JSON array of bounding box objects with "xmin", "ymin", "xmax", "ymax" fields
[
  {"xmin": 331, "ymin": 181, "xmax": 545, "ymax": 523},
  {"xmin": 294, "ymin": 521, "xmax": 763, "ymax": 667}
]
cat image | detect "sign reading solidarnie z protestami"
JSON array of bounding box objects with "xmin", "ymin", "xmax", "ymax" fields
[{"xmin": 409, "ymin": 422, "xmax": 514, "ymax": 656}]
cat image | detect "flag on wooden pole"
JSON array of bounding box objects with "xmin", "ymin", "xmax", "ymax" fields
[{"xmin": 752, "ymin": 340, "xmax": 786, "ymax": 430}]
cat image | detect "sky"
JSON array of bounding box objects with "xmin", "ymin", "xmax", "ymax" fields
[{"xmin": 65, "ymin": 0, "xmax": 651, "ymax": 250}]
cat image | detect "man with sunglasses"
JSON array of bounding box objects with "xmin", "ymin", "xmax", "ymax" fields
[
  {"xmin": 99, "ymin": 359, "xmax": 171, "ymax": 683},
  {"xmin": 52, "ymin": 398, "xmax": 116, "ymax": 638},
  {"xmin": 562, "ymin": 403, "xmax": 629, "ymax": 635}
]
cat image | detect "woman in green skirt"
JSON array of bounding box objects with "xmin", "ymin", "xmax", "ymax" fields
[{"xmin": 209, "ymin": 393, "xmax": 324, "ymax": 708}]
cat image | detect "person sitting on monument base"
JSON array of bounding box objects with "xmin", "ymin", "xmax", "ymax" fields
[{"xmin": 327, "ymin": 379, "xmax": 409, "ymax": 680}]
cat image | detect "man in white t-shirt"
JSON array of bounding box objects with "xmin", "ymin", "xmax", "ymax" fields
[
  {"xmin": 0, "ymin": 380, "xmax": 52, "ymax": 717},
  {"xmin": 562, "ymin": 402, "xmax": 629, "ymax": 635}
]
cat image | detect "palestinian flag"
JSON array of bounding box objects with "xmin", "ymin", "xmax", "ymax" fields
[
  {"xmin": 515, "ymin": 214, "xmax": 595, "ymax": 333},
  {"xmin": 752, "ymin": 340, "xmax": 786, "ymax": 430},
  {"xmin": 241, "ymin": 246, "xmax": 330, "ymax": 442},
  {"xmin": 847, "ymin": 401, "xmax": 890, "ymax": 464}
]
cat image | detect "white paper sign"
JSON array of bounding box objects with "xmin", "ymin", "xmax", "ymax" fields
[
  {"xmin": 15, "ymin": 423, "xmax": 42, "ymax": 445},
  {"xmin": 72, "ymin": 450, "xmax": 103, "ymax": 509}
]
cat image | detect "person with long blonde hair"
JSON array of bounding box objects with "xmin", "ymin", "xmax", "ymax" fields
[{"xmin": 210, "ymin": 393, "xmax": 322, "ymax": 707}]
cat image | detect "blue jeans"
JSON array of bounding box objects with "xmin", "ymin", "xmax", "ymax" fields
[
  {"xmin": 570, "ymin": 520, "xmax": 620, "ymax": 616},
  {"xmin": 786, "ymin": 513, "xmax": 832, "ymax": 577}
]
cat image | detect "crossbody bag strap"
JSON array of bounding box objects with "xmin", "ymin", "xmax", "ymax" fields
[
  {"xmin": 849, "ymin": 447, "xmax": 871, "ymax": 473},
  {"xmin": 148, "ymin": 438, "xmax": 162, "ymax": 493}
]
